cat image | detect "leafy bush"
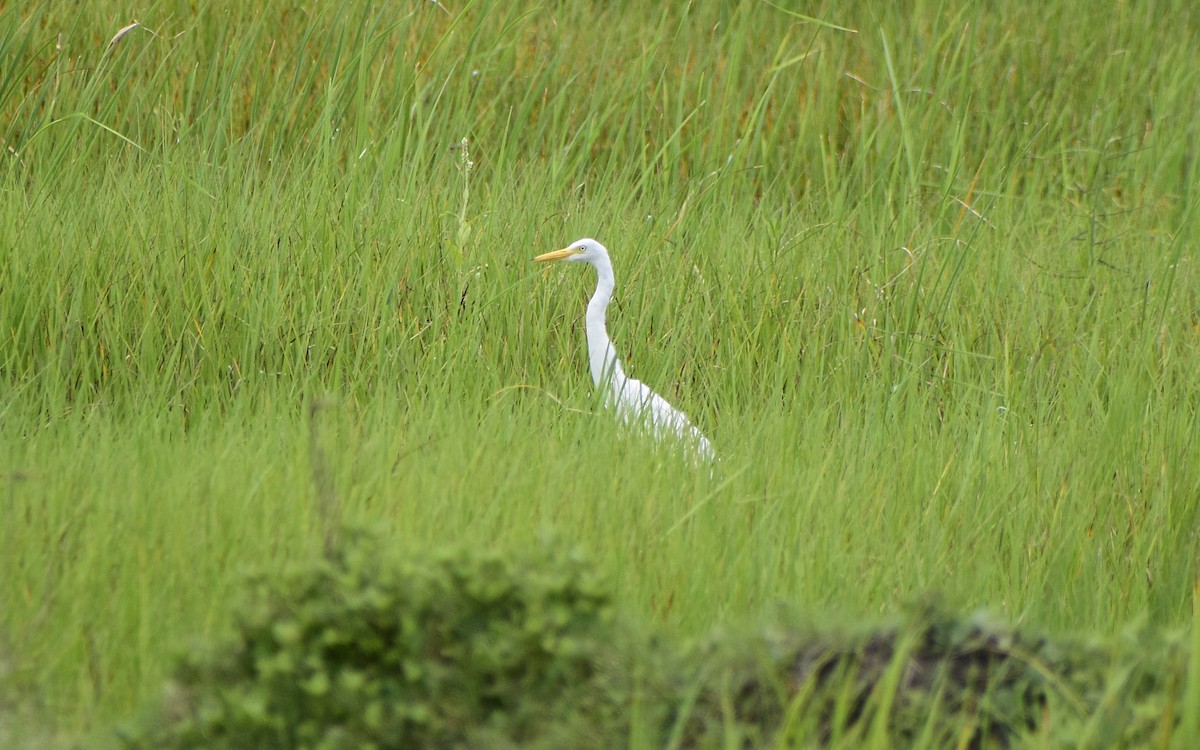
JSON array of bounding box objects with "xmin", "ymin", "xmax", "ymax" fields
[
  {"xmin": 115, "ymin": 532, "xmax": 636, "ymax": 750},
  {"xmin": 684, "ymin": 605, "xmax": 1050, "ymax": 748},
  {"xmin": 682, "ymin": 602, "xmax": 1187, "ymax": 749}
]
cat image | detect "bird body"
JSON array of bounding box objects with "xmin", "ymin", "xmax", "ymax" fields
[{"xmin": 535, "ymin": 238, "xmax": 715, "ymax": 460}]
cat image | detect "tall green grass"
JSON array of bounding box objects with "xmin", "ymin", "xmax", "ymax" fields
[{"xmin": 2, "ymin": 0, "xmax": 1198, "ymax": 740}]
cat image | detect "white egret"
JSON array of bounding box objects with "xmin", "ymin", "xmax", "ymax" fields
[{"xmin": 534, "ymin": 238, "xmax": 715, "ymax": 460}]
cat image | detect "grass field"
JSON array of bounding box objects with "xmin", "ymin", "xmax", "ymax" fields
[{"xmin": 2, "ymin": 0, "xmax": 1199, "ymax": 744}]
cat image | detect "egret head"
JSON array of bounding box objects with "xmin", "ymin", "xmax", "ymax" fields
[{"xmin": 533, "ymin": 238, "xmax": 609, "ymax": 265}]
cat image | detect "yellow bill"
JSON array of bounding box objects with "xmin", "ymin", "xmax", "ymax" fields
[{"xmin": 533, "ymin": 247, "xmax": 583, "ymax": 262}]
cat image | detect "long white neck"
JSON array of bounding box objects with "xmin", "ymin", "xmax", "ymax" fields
[{"xmin": 585, "ymin": 254, "xmax": 625, "ymax": 387}]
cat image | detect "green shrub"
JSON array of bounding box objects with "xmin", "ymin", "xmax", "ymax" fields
[
  {"xmin": 115, "ymin": 532, "xmax": 634, "ymax": 750},
  {"xmin": 686, "ymin": 606, "xmax": 1049, "ymax": 748},
  {"xmin": 682, "ymin": 603, "xmax": 1186, "ymax": 749}
]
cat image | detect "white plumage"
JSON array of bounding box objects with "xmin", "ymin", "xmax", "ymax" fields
[{"xmin": 534, "ymin": 238, "xmax": 715, "ymax": 460}]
